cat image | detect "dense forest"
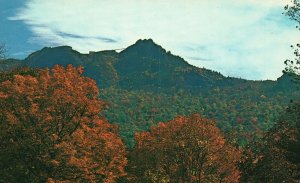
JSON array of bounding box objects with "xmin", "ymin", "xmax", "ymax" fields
[
  {"xmin": 0, "ymin": 1, "xmax": 300, "ymax": 182},
  {"xmin": 1, "ymin": 38, "xmax": 299, "ymax": 148},
  {"xmin": 0, "ymin": 64, "xmax": 299, "ymax": 182}
]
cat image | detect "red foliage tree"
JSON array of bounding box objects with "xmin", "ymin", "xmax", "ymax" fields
[
  {"xmin": 0, "ymin": 65, "xmax": 127, "ymax": 182},
  {"xmin": 126, "ymin": 114, "xmax": 241, "ymax": 182}
]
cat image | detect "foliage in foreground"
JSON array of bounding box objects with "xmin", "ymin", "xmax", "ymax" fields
[
  {"xmin": 0, "ymin": 65, "xmax": 127, "ymax": 182},
  {"xmin": 123, "ymin": 114, "xmax": 241, "ymax": 183}
]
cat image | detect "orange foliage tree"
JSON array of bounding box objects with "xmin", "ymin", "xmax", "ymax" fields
[
  {"xmin": 126, "ymin": 114, "xmax": 241, "ymax": 182},
  {"xmin": 0, "ymin": 65, "xmax": 127, "ymax": 182}
]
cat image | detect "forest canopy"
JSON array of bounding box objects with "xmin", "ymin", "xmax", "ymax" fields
[{"xmin": 0, "ymin": 65, "xmax": 127, "ymax": 182}]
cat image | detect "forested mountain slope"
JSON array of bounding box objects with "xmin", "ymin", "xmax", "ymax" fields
[{"xmin": 0, "ymin": 39, "xmax": 298, "ymax": 146}]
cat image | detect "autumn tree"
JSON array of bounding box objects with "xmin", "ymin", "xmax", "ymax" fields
[
  {"xmin": 0, "ymin": 64, "xmax": 127, "ymax": 182},
  {"xmin": 125, "ymin": 114, "xmax": 241, "ymax": 182},
  {"xmin": 240, "ymin": 101, "xmax": 300, "ymax": 182}
]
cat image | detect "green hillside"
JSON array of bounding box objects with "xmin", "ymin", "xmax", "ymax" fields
[{"xmin": 0, "ymin": 39, "xmax": 298, "ymax": 146}]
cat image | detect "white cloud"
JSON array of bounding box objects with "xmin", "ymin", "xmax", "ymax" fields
[{"xmin": 9, "ymin": 0, "xmax": 300, "ymax": 80}]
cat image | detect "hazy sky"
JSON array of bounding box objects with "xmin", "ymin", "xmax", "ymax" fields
[{"xmin": 1, "ymin": 0, "xmax": 299, "ymax": 80}]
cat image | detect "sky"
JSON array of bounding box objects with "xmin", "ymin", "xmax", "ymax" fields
[{"xmin": 0, "ymin": 0, "xmax": 299, "ymax": 80}]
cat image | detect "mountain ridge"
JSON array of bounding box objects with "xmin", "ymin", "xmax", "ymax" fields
[{"xmin": 0, "ymin": 39, "xmax": 293, "ymax": 92}]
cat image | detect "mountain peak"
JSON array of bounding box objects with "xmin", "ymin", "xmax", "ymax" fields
[
  {"xmin": 133, "ymin": 39, "xmax": 163, "ymax": 50},
  {"xmin": 135, "ymin": 38, "xmax": 155, "ymax": 45},
  {"xmin": 120, "ymin": 38, "xmax": 167, "ymax": 58}
]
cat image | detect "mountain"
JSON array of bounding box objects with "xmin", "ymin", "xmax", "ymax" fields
[
  {"xmin": 0, "ymin": 39, "xmax": 283, "ymax": 91},
  {"xmin": 0, "ymin": 39, "xmax": 298, "ymax": 146},
  {"xmin": 117, "ymin": 39, "xmax": 227, "ymax": 90},
  {"xmin": 0, "ymin": 58, "xmax": 23, "ymax": 71}
]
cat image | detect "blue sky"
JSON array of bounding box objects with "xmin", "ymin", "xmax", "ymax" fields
[
  {"xmin": 1, "ymin": 0, "xmax": 299, "ymax": 80},
  {"xmin": 0, "ymin": 0, "xmax": 43, "ymax": 57}
]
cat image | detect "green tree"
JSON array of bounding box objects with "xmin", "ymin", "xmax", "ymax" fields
[{"xmin": 284, "ymin": 0, "xmax": 300, "ymax": 83}]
